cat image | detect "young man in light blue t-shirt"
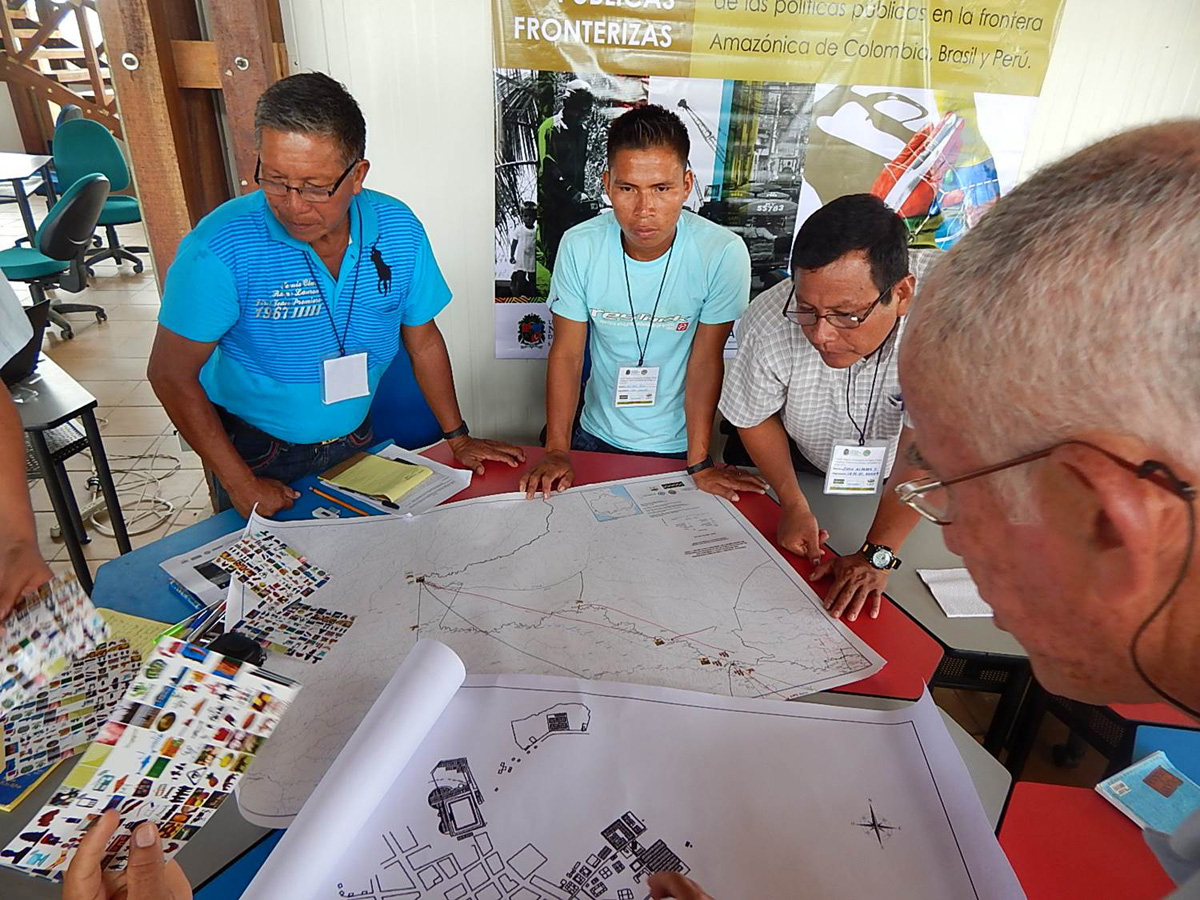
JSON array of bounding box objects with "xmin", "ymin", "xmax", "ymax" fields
[{"xmin": 520, "ymin": 105, "xmax": 766, "ymax": 502}]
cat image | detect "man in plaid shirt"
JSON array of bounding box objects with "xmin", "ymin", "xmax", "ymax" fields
[{"xmin": 720, "ymin": 195, "xmax": 931, "ymax": 622}]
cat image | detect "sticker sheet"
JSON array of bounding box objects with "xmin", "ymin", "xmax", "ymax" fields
[
  {"xmin": 0, "ymin": 574, "xmax": 110, "ymax": 714},
  {"xmin": 0, "ymin": 639, "xmax": 299, "ymax": 881},
  {"xmin": 214, "ymin": 531, "xmax": 330, "ymax": 605},
  {"xmin": 237, "ymin": 602, "xmax": 355, "ymax": 664},
  {"xmin": 2, "ymin": 640, "xmax": 141, "ymax": 782}
]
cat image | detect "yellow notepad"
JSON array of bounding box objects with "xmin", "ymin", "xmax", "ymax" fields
[
  {"xmin": 99, "ymin": 609, "xmax": 168, "ymax": 659},
  {"xmin": 320, "ymin": 452, "xmax": 433, "ymax": 504}
]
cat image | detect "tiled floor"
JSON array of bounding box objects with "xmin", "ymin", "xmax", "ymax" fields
[{"xmin": 9, "ymin": 204, "xmax": 1106, "ymax": 791}]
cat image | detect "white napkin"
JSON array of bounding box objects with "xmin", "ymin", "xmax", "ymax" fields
[{"xmin": 917, "ymin": 568, "xmax": 994, "ymax": 618}]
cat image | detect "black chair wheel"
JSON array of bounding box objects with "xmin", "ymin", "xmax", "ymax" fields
[
  {"xmin": 86, "ymin": 268, "xmax": 95, "ymax": 278},
  {"xmin": 59, "ymin": 326, "xmax": 74, "ymax": 340},
  {"xmin": 95, "ymin": 310, "xmax": 107, "ymax": 323},
  {"xmin": 132, "ymin": 261, "xmax": 144, "ymax": 274},
  {"xmin": 92, "ymin": 236, "xmax": 102, "ymax": 248}
]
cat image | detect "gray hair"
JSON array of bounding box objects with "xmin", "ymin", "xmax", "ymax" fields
[
  {"xmin": 254, "ymin": 72, "xmax": 366, "ymax": 163},
  {"xmin": 903, "ymin": 120, "xmax": 1200, "ymax": 479}
]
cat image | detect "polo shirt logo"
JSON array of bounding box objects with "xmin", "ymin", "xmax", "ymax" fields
[{"xmin": 371, "ymin": 243, "xmax": 392, "ymax": 295}]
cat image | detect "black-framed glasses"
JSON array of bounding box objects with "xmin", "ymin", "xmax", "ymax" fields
[
  {"xmin": 783, "ymin": 281, "xmax": 895, "ymax": 330},
  {"xmin": 254, "ymin": 157, "xmax": 359, "ymax": 203},
  {"xmin": 896, "ymin": 439, "xmax": 1196, "ymax": 526}
]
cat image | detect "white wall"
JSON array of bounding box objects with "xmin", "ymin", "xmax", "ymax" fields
[
  {"xmin": 279, "ymin": 0, "xmax": 1200, "ymax": 445},
  {"xmin": 1020, "ymin": 0, "xmax": 1200, "ymax": 176}
]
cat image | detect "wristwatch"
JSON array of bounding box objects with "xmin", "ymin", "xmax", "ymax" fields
[
  {"xmin": 686, "ymin": 456, "xmax": 714, "ymax": 476},
  {"xmin": 860, "ymin": 542, "xmax": 902, "ymax": 571},
  {"xmin": 442, "ymin": 420, "xmax": 470, "ymax": 440}
]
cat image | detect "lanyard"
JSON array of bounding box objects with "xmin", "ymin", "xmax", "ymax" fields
[
  {"xmin": 302, "ymin": 237, "xmax": 363, "ymax": 358},
  {"xmin": 621, "ymin": 236, "xmax": 675, "ymax": 368},
  {"xmin": 845, "ymin": 323, "xmax": 897, "ymax": 446}
]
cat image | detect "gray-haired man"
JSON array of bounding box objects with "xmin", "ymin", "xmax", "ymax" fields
[
  {"xmin": 149, "ymin": 73, "xmax": 523, "ymax": 518},
  {"xmin": 646, "ymin": 123, "xmax": 1200, "ymax": 898}
]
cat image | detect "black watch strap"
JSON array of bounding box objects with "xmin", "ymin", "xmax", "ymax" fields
[
  {"xmin": 442, "ymin": 421, "xmax": 470, "ymax": 441},
  {"xmin": 686, "ymin": 456, "xmax": 714, "ymax": 476}
]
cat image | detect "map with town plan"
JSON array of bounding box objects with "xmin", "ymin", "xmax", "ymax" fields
[
  {"xmin": 242, "ymin": 665, "xmax": 1021, "ymax": 900},
  {"xmin": 234, "ymin": 474, "xmax": 883, "ymax": 823}
]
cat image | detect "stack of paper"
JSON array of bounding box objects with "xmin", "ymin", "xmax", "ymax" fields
[
  {"xmin": 321, "ymin": 451, "xmax": 433, "ymax": 505},
  {"xmin": 1097, "ymin": 751, "xmax": 1200, "ymax": 833},
  {"xmin": 917, "ymin": 568, "xmax": 994, "ymax": 618}
]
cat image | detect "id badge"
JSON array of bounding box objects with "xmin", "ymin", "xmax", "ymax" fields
[
  {"xmin": 824, "ymin": 440, "xmax": 890, "ymax": 495},
  {"xmin": 322, "ymin": 352, "xmax": 369, "ymax": 405},
  {"xmin": 614, "ymin": 365, "xmax": 660, "ymax": 408}
]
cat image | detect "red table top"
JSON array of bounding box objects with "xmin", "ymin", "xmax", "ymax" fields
[
  {"xmin": 423, "ymin": 445, "xmax": 943, "ymax": 701},
  {"xmin": 1110, "ymin": 702, "xmax": 1200, "ymax": 730},
  {"xmin": 999, "ymin": 782, "xmax": 1174, "ymax": 899}
]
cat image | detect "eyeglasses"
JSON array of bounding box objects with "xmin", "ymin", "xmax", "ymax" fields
[
  {"xmin": 896, "ymin": 439, "xmax": 1196, "ymax": 526},
  {"xmin": 254, "ymin": 157, "xmax": 359, "ymax": 203},
  {"xmin": 783, "ymin": 281, "xmax": 895, "ymax": 330}
]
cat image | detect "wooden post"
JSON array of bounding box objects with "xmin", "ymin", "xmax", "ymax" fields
[
  {"xmin": 158, "ymin": 0, "xmax": 232, "ymax": 222},
  {"xmin": 95, "ymin": 0, "xmax": 194, "ymax": 284},
  {"xmin": 205, "ymin": 0, "xmax": 282, "ymax": 194}
]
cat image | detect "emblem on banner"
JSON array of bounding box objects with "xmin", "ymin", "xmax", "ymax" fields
[{"xmin": 517, "ymin": 313, "xmax": 547, "ymax": 348}]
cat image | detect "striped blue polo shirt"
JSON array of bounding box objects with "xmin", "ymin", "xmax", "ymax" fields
[{"xmin": 159, "ymin": 189, "xmax": 450, "ymax": 444}]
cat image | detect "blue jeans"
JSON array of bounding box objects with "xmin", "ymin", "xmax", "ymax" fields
[
  {"xmin": 212, "ymin": 408, "xmax": 374, "ymax": 512},
  {"xmin": 570, "ymin": 427, "xmax": 687, "ymax": 460}
]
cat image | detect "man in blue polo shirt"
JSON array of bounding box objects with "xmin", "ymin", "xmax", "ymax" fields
[
  {"xmin": 149, "ymin": 73, "xmax": 522, "ymax": 517},
  {"xmin": 520, "ymin": 104, "xmax": 766, "ymax": 502}
]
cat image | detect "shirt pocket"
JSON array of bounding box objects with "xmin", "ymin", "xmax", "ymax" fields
[{"xmin": 872, "ymin": 395, "xmax": 906, "ymax": 441}]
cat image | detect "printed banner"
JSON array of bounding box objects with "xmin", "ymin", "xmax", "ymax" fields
[{"xmin": 492, "ymin": 0, "xmax": 1065, "ymax": 356}]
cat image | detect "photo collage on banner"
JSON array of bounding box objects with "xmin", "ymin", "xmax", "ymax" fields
[{"xmin": 492, "ymin": 0, "xmax": 1065, "ymax": 358}]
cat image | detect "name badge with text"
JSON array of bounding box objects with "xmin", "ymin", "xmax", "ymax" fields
[
  {"xmin": 614, "ymin": 365, "xmax": 659, "ymax": 408},
  {"xmin": 824, "ymin": 440, "xmax": 890, "ymax": 495}
]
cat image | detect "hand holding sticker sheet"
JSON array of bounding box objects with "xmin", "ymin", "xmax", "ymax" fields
[{"xmin": 0, "ymin": 639, "xmax": 299, "ymax": 881}]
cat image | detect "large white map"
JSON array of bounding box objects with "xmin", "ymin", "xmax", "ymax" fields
[
  {"xmin": 241, "ymin": 644, "xmax": 1021, "ymax": 900},
  {"xmin": 236, "ymin": 474, "xmax": 883, "ymax": 823}
]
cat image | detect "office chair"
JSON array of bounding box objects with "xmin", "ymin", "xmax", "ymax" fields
[
  {"xmin": 55, "ymin": 104, "xmax": 84, "ymax": 128},
  {"xmin": 48, "ymin": 104, "xmax": 85, "ymax": 200},
  {"xmin": 52, "ymin": 119, "xmax": 146, "ymax": 274},
  {"xmin": 0, "ymin": 174, "xmax": 110, "ymax": 339}
]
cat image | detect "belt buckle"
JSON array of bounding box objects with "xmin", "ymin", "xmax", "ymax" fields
[{"xmin": 319, "ymin": 436, "xmax": 341, "ymax": 446}]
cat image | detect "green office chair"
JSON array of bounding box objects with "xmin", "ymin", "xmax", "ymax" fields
[
  {"xmin": 0, "ymin": 173, "xmax": 110, "ymax": 340},
  {"xmin": 52, "ymin": 119, "xmax": 146, "ymax": 274}
]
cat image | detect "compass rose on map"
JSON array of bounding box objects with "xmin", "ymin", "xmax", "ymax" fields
[{"xmin": 853, "ymin": 800, "xmax": 899, "ymax": 848}]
